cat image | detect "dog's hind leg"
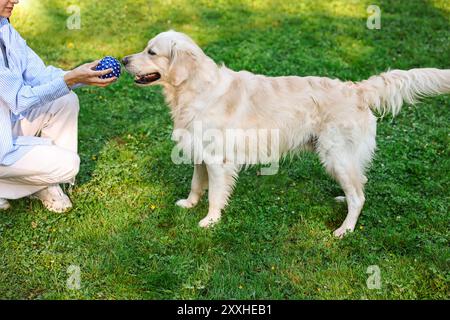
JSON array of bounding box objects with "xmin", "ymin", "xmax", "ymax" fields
[
  {"xmin": 176, "ymin": 163, "xmax": 208, "ymax": 208},
  {"xmin": 198, "ymin": 163, "xmax": 238, "ymax": 228},
  {"xmin": 331, "ymin": 162, "xmax": 366, "ymax": 238},
  {"xmin": 318, "ymin": 143, "xmax": 368, "ymax": 238},
  {"xmin": 318, "ymin": 113, "xmax": 376, "ymax": 237},
  {"xmin": 334, "ymin": 175, "xmax": 368, "ymax": 203}
]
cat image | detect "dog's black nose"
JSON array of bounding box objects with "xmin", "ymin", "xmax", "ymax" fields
[{"xmin": 122, "ymin": 56, "xmax": 129, "ymax": 66}]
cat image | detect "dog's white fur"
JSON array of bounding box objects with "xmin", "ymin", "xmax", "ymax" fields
[{"xmin": 124, "ymin": 30, "xmax": 450, "ymax": 237}]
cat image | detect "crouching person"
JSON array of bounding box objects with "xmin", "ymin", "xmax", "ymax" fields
[
  {"xmin": 0, "ymin": 3, "xmax": 117, "ymax": 212},
  {"xmin": 0, "ymin": 92, "xmax": 81, "ymax": 212}
]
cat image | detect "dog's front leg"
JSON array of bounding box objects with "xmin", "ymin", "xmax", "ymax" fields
[
  {"xmin": 199, "ymin": 163, "xmax": 238, "ymax": 228},
  {"xmin": 176, "ymin": 163, "xmax": 208, "ymax": 208}
]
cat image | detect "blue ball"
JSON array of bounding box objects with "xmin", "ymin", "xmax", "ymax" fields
[{"xmin": 95, "ymin": 56, "xmax": 122, "ymax": 79}]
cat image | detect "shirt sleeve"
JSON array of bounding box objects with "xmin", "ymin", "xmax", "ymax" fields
[
  {"xmin": 24, "ymin": 45, "xmax": 85, "ymax": 90},
  {"xmin": 0, "ymin": 66, "xmax": 70, "ymax": 115},
  {"xmin": 23, "ymin": 44, "xmax": 68, "ymax": 84}
]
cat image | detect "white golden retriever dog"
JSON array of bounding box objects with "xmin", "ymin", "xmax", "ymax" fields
[{"xmin": 123, "ymin": 30, "xmax": 450, "ymax": 237}]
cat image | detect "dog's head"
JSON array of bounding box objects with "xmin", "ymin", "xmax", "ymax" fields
[{"xmin": 122, "ymin": 30, "xmax": 208, "ymax": 87}]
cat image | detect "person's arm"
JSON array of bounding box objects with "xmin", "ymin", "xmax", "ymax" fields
[
  {"xmin": 23, "ymin": 47, "xmax": 117, "ymax": 89},
  {"xmin": 0, "ymin": 66, "xmax": 70, "ymax": 115},
  {"xmin": 1, "ymin": 59, "xmax": 117, "ymax": 117},
  {"xmin": 0, "ymin": 61, "xmax": 115, "ymax": 115},
  {"xmin": 23, "ymin": 45, "xmax": 67, "ymax": 85},
  {"xmin": 18, "ymin": 27, "xmax": 115, "ymax": 89}
]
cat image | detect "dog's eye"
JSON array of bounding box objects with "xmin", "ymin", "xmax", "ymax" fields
[{"xmin": 148, "ymin": 49, "xmax": 156, "ymax": 56}]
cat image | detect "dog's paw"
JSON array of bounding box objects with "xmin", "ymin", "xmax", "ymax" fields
[
  {"xmin": 333, "ymin": 225, "xmax": 354, "ymax": 238},
  {"xmin": 176, "ymin": 199, "xmax": 195, "ymax": 209},
  {"xmin": 198, "ymin": 215, "xmax": 220, "ymax": 228}
]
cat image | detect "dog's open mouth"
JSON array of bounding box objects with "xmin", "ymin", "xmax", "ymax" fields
[{"xmin": 134, "ymin": 72, "xmax": 161, "ymax": 84}]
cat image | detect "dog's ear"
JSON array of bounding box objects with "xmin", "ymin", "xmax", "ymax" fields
[{"xmin": 168, "ymin": 42, "xmax": 197, "ymax": 86}]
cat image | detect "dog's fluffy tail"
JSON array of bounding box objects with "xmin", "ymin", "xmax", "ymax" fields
[{"xmin": 357, "ymin": 68, "xmax": 450, "ymax": 116}]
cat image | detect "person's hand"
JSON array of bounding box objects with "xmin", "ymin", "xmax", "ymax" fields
[{"xmin": 64, "ymin": 60, "xmax": 117, "ymax": 88}]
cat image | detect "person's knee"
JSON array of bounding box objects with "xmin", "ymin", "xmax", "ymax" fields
[
  {"xmin": 47, "ymin": 152, "xmax": 80, "ymax": 184},
  {"xmin": 61, "ymin": 152, "xmax": 80, "ymax": 181},
  {"xmin": 66, "ymin": 91, "xmax": 80, "ymax": 115},
  {"xmin": 54, "ymin": 91, "xmax": 79, "ymax": 116},
  {"xmin": 68, "ymin": 153, "xmax": 80, "ymax": 177}
]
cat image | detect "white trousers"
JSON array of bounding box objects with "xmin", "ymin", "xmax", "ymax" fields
[{"xmin": 0, "ymin": 92, "xmax": 80, "ymax": 199}]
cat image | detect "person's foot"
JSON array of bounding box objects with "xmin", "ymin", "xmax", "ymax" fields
[
  {"xmin": 0, "ymin": 198, "xmax": 11, "ymax": 210},
  {"xmin": 31, "ymin": 185, "xmax": 72, "ymax": 213}
]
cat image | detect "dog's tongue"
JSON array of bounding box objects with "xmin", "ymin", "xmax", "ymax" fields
[
  {"xmin": 145, "ymin": 73, "xmax": 158, "ymax": 81},
  {"xmin": 135, "ymin": 72, "xmax": 161, "ymax": 84},
  {"xmin": 143, "ymin": 73, "xmax": 159, "ymax": 81}
]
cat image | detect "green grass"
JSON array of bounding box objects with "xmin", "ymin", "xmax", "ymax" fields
[{"xmin": 0, "ymin": 0, "xmax": 449, "ymax": 299}]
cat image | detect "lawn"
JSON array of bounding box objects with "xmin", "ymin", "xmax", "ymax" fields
[{"xmin": 0, "ymin": 0, "xmax": 449, "ymax": 299}]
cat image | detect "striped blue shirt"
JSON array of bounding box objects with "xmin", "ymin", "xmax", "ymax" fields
[{"xmin": 0, "ymin": 17, "xmax": 71, "ymax": 166}]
